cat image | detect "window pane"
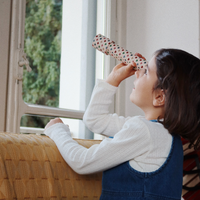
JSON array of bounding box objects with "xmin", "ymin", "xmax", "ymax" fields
[
  {"xmin": 22, "ymin": 0, "xmax": 97, "ymax": 139},
  {"xmin": 20, "ymin": 115, "xmax": 93, "ymax": 139},
  {"xmin": 23, "ymin": 0, "xmax": 96, "ymax": 110},
  {"xmin": 23, "ymin": 0, "xmax": 62, "ymax": 108},
  {"xmin": 21, "ymin": 114, "xmax": 52, "ymax": 129}
]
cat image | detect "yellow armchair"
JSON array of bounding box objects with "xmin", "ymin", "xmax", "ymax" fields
[{"xmin": 0, "ymin": 132, "xmax": 102, "ymax": 199}]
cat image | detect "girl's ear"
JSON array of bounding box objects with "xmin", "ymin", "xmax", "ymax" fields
[{"xmin": 153, "ymin": 89, "xmax": 165, "ymax": 107}]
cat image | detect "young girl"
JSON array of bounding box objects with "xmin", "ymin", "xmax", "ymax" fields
[{"xmin": 44, "ymin": 49, "xmax": 200, "ymax": 200}]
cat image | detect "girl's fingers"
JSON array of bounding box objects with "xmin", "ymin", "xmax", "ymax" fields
[
  {"xmin": 132, "ymin": 61, "xmax": 137, "ymax": 67},
  {"xmin": 45, "ymin": 118, "xmax": 63, "ymax": 130},
  {"xmin": 127, "ymin": 62, "xmax": 137, "ymax": 74},
  {"xmin": 134, "ymin": 53, "xmax": 146, "ymax": 60},
  {"xmin": 115, "ymin": 62, "xmax": 126, "ymax": 70}
]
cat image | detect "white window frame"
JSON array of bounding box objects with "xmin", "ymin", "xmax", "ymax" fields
[
  {"xmin": 1, "ymin": 0, "xmax": 127, "ymax": 135},
  {"xmin": 96, "ymin": 0, "xmax": 128, "ymax": 117},
  {"xmin": 6, "ymin": 0, "xmax": 85, "ymax": 134},
  {"xmin": 0, "ymin": 0, "xmax": 11, "ymax": 132}
]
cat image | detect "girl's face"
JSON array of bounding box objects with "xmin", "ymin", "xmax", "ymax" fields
[{"xmin": 130, "ymin": 56, "xmax": 159, "ymax": 112}]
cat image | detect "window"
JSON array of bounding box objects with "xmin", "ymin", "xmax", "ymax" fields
[{"xmin": 3, "ymin": 0, "xmax": 120, "ymax": 139}]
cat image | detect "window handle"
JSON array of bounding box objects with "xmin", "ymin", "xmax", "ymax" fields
[{"xmin": 18, "ymin": 52, "xmax": 32, "ymax": 72}]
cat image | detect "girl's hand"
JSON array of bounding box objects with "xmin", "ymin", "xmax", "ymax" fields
[
  {"xmin": 106, "ymin": 53, "xmax": 147, "ymax": 87},
  {"xmin": 45, "ymin": 118, "xmax": 64, "ymax": 130},
  {"xmin": 106, "ymin": 61, "xmax": 137, "ymax": 87}
]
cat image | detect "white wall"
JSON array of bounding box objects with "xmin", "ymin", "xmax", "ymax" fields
[{"xmin": 124, "ymin": 0, "xmax": 200, "ymax": 117}]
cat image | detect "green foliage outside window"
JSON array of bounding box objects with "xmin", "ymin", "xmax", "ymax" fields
[{"xmin": 21, "ymin": 0, "xmax": 62, "ymax": 128}]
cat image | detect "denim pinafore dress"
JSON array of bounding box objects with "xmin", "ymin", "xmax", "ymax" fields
[{"xmin": 100, "ymin": 126, "xmax": 183, "ymax": 200}]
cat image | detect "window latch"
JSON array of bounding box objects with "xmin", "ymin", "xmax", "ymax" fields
[{"xmin": 18, "ymin": 52, "xmax": 32, "ymax": 72}]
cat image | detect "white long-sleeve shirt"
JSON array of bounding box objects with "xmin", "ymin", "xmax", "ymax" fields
[{"xmin": 44, "ymin": 79, "xmax": 172, "ymax": 175}]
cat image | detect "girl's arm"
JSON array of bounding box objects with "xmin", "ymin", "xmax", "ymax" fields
[
  {"xmin": 83, "ymin": 79, "xmax": 130, "ymax": 137},
  {"xmin": 44, "ymin": 116, "xmax": 151, "ymax": 175},
  {"xmin": 83, "ymin": 61, "xmax": 137, "ymax": 137}
]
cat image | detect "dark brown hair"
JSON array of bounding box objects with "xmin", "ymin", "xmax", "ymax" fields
[{"xmin": 154, "ymin": 49, "xmax": 200, "ymax": 150}]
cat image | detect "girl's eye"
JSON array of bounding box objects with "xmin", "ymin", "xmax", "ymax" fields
[{"xmin": 144, "ymin": 69, "xmax": 147, "ymax": 75}]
